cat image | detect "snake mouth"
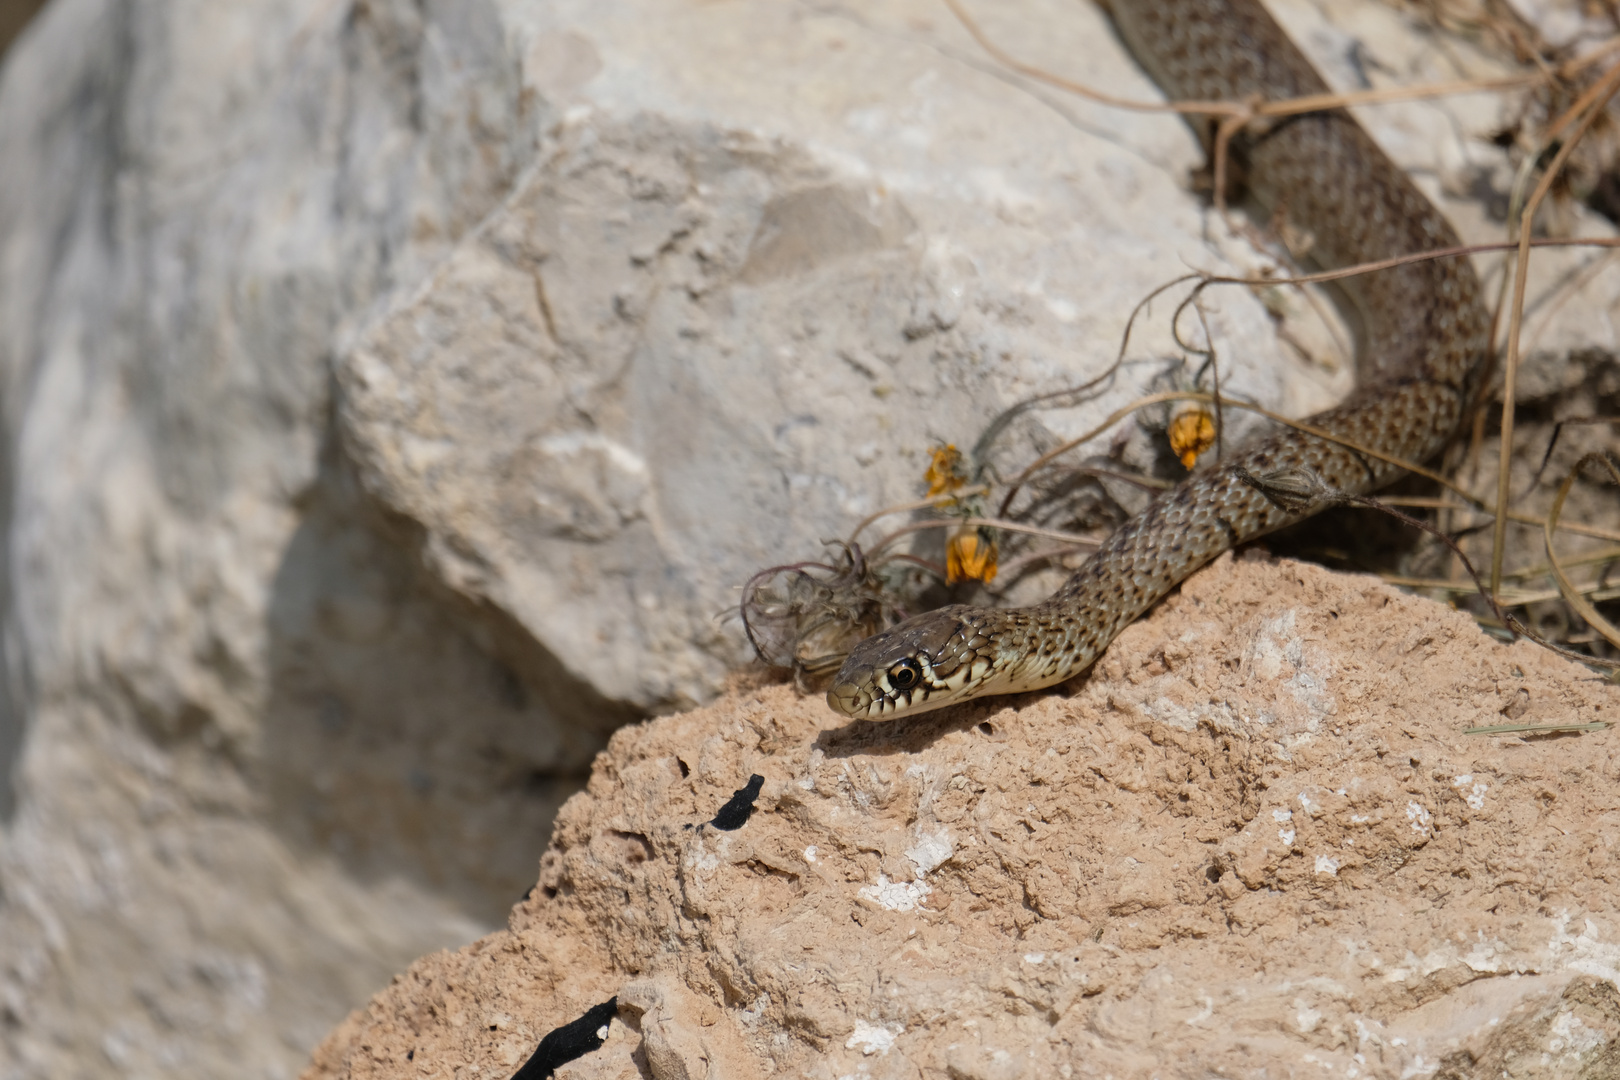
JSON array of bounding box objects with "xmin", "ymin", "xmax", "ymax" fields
[
  {"xmin": 826, "ymin": 679, "xmax": 927, "ymax": 721},
  {"xmin": 828, "ymin": 676, "xmax": 977, "ymax": 721}
]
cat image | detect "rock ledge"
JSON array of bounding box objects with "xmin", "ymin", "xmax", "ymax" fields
[{"xmin": 309, "ymin": 553, "xmax": 1620, "ymax": 1079}]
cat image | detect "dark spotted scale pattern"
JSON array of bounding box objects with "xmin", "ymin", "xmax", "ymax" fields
[{"xmin": 826, "ymin": 0, "xmax": 1490, "ymax": 721}]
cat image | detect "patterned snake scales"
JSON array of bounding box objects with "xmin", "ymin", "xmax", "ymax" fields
[{"xmin": 827, "ymin": 0, "xmax": 1491, "ymax": 720}]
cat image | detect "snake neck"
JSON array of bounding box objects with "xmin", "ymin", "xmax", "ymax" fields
[{"xmin": 996, "ymin": 369, "xmax": 1483, "ymax": 691}]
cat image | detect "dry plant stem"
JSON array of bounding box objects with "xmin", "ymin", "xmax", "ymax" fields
[
  {"xmin": 1042, "ymin": 463, "xmax": 1172, "ymax": 491},
  {"xmin": 738, "ymin": 557, "xmax": 859, "ymax": 666},
  {"xmin": 943, "ymin": 0, "xmax": 1246, "ymax": 117},
  {"xmin": 947, "ymin": 0, "xmax": 1620, "ymax": 245},
  {"xmin": 1491, "ymin": 60, "xmax": 1620, "ymax": 595},
  {"xmin": 1197, "ymin": 300, "xmax": 1224, "ymax": 462},
  {"xmin": 1506, "ymin": 544, "xmax": 1620, "ymax": 582},
  {"xmin": 1200, "ymin": 235, "xmax": 1620, "ymax": 292},
  {"xmin": 968, "ymin": 279, "xmax": 1169, "ymax": 470},
  {"xmin": 1522, "ymin": 250, "xmax": 1620, "ymax": 356},
  {"xmin": 1304, "ymin": 484, "xmax": 1617, "ymax": 675},
  {"xmin": 1541, "ymin": 56, "xmax": 1620, "ymax": 145},
  {"xmin": 1392, "ymin": 495, "xmax": 1620, "ymax": 544},
  {"xmin": 1466, "ymin": 405, "xmax": 1489, "ymax": 492},
  {"xmin": 1545, "ymin": 453, "xmax": 1620, "ymax": 653},
  {"xmin": 1375, "ymin": 494, "xmax": 1620, "ymax": 542},
  {"xmin": 981, "ymin": 271, "xmax": 1198, "ymax": 514},
  {"xmin": 1172, "ymin": 293, "xmax": 1227, "ymax": 462},
  {"xmin": 970, "ymin": 361, "xmax": 1143, "ymax": 476},
  {"xmin": 1486, "ymin": 250, "xmax": 1513, "ymax": 368},
  {"xmin": 988, "ymin": 546, "xmax": 1094, "ymax": 583},
  {"xmin": 1006, "ymin": 390, "xmax": 1474, "ymax": 514},
  {"xmin": 997, "ymin": 389, "xmax": 1204, "ymax": 515},
  {"xmin": 1514, "ymin": 511, "xmax": 1620, "ymax": 544},
  {"xmin": 1211, "ymin": 105, "xmax": 1258, "ymax": 215},
  {"xmin": 941, "ymin": 0, "xmax": 1575, "ymax": 119},
  {"xmin": 1484, "ymin": 584, "xmax": 1620, "ymax": 609},
  {"xmin": 1503, "ymin": 134, "xmax": 1546, "ymax": 248},
  {"xmin": 1485, "ymin": 505, "xmax": 1620, "ymax": 544},
  {"xmin": 1380, "ymin": 577, "xmax": 1620, "ymax": 608},
  {"xmin": 847, "ymin": 488, "xmax": 989, "ymax": 546},
  {"xmin": 1001, "ymin": 381, "xmax": 1620, "ymax": 547},
  {"xmin": 1378, "ymin": 495, "xmax": 1485, "ymax": 510},
  {"xmin": 1245, "ymin": 478, "xmax": 1513, "ymax": 631},
  {"xmin": 1454, "ymin": 406, "xmax": 1490, "ymax": 584},
  {"xmin": 1528, "ymin": 417, "xmax": 1620, "ymax": 491},
  {"xmin": 1111, "ymin": 272, "xmax": 1202, "ymax": 383},
  {"xmin": 867, "ymin": 516, "xmax": 1103, "ymax": 557}
]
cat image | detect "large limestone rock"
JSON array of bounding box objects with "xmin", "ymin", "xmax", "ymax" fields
[
  {"xmin": 0, "ymin": 0, "xmax": 557, "ymax": 1074},
  {"xmin": 1, "ymin": 0, "xmax": 1618, "ymax": 1076}
]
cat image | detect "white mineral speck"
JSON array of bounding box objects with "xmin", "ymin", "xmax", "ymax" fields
[
  {"xmin": 859, "ymin": 874, "xmax": 931, "ymax": 912},
  {"xmin": 906, "ymin": 825, "xmax": 953, "ymax": 875},
  {"xmin": 846, "ymin": 1020, "xmax": 901, "ymax": 1055}
]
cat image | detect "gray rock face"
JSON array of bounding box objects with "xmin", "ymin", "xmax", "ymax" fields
[
  {"xmin": 1, "ymin": 0, "xmax": 1616, "ymax": 1076},
  {"xmin": 0, "ymin": 0, "xmax": 552, "ymax": 1073}
]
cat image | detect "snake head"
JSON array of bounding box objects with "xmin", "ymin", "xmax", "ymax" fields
[{"xmin": 826, "ymin": 605, "xmax": 992, "ymax": 720}]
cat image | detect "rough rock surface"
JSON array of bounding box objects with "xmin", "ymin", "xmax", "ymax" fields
[
  {"xmin": 307, "ymin": 554, "xmax": 1620, "ymax": 1080},
  {"xmin": 4, "ymin": 0, "xmax": 1620, "ymax": 1077}
]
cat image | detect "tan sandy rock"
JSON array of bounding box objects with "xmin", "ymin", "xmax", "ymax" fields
[{"xmin": 306, "ymin": 553, "xmax": 1620, "ymax": 1080}]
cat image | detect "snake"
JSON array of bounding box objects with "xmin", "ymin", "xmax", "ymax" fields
[{"xmin": 826, "ymin": 0, "xmax": 1491, "ymax": 720}]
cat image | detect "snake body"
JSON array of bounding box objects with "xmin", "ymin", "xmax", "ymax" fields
[{"xmin": 827, "ymin": 0, "xmax": 1490, "ymax": 720}]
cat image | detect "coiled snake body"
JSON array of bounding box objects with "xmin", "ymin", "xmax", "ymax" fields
[{"xmin": 827, "ymin": 0, "xmax": 1490, "ymax": 720}]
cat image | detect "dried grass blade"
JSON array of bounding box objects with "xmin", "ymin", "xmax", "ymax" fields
[
  {"xmin": 1490, "ymin": 62, "xmax": 1620, "ymax": 595},
  {"xmin": 1543, "ymin": 453, "xmax": 1620, "ymax": 653},
  {"xmin": 1464, "ymin": 721, "xmax": 1609, "ymax": 736}
]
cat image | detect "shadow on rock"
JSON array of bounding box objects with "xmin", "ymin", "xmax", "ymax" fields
[
  {"xmin": 811, "ymin": 683, "xmax": 1080, "ymax": 758},
  {"xmin": 259, "ymin": 434, "xmax": 640, "ymax": 924}
]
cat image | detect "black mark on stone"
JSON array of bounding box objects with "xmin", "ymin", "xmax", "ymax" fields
[
  {"xmin": 511, "ymin": 997, "xmax": 618, "ymax": 1080},
  {"xmin": 708, "ymin": 774, "xmax": 765, "ymax": 831}
]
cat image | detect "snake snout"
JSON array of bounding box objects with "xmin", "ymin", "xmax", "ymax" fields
[{"xmin": 826, "ymin": 681, "xmax": 864, "ymax": 717}]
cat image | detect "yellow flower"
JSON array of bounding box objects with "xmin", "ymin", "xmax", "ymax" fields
[
  {"xmin": 924, "ymin": 444, "xmax": 967, "ymax": 497},
  {"xmin": 1168, "ymin": 406, "xmax": 1216, "ymax": 469},
  {"xmin": 946, "ymin": 528, "xmax": 999, "ymax": 584}
]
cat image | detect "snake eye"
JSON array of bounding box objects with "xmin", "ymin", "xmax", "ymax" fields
[{"xmin": 888, "ymin": 659, "xmax": 922, "ymax": 691}]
